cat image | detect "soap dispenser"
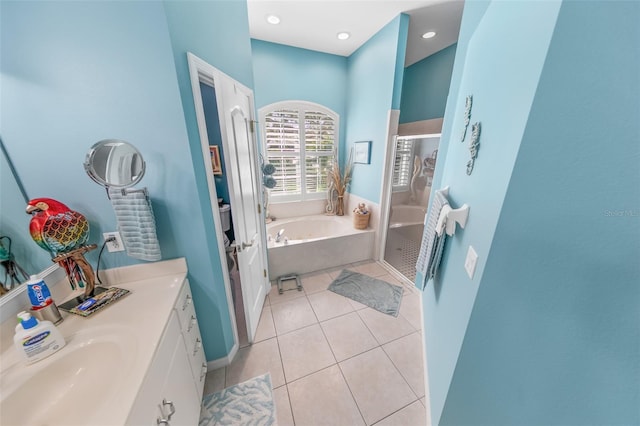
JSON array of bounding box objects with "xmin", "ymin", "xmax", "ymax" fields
[{"xmin": 14, "ymin": 311, "xmax": 66, "ymax": 364}]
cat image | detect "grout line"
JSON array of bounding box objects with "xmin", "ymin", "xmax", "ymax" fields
[
  {"xmin": 335, "ymin": 361, "xmax": 368, "ymax": 426},
  {"xmin": 380, "ymin": 336, "xmax": 422, "ymax": 400},
  {"xmin": 370, "ymin": 399, "xmax": 422, "ymax": 426}
]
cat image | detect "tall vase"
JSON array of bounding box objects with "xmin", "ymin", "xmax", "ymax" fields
[{"xmin": 336, "ymin": 195, "xmax": 345, "ymax": 216}]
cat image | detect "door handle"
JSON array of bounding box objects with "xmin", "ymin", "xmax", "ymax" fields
[{"xmin": 242, "ymin": 240, "xmax": 254, "ymax": 250}]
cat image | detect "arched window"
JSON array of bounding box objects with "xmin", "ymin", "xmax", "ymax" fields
[{"xmin": 260, "ymin": 101, "xmax": 338, "ymax": 202}]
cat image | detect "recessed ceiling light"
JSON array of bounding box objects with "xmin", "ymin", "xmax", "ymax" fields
[
  {"xmin": 337, "ymin": 32, "xmax": 350, "ymax": 40},
  {"xmin": 422, "ymin": 31, "xmax": 436, "ymax": 39},
  {"xmin": 266, "ymin": 15, "xmax": 280, "ymax": 25}
]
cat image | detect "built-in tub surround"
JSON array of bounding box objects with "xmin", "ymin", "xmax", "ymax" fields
[
  {"xmin": 389, "ymin": 204, "xmax": 427, "ymax": 228},
  {"xmin": 0, "ymin": 258, "xmax": 201, "ymax": 425},
  {"xmin": 266, "ymin": 215, "xmax": 374, "ymax": 280}
]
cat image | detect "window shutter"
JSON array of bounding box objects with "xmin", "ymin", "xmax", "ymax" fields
[
  {"xmin": 262, "ymin": 103, "xmax": 338, "ymax": 200},
  {"xmin": 393, "ymin": 138, "xmax": 414, "ymax": 188}
]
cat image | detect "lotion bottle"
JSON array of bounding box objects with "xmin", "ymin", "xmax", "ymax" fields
[{"xmin": 14, "ymin": 311, "xmax": 66, "ymax": 364}]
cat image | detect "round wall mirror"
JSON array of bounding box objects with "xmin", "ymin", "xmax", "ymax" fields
[{"xmin": 84, "ymin": 139, "xmax": 145, "ymax": 188}]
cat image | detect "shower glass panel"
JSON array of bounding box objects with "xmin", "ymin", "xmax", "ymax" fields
[{"xmin": 383, "ymin": 134, "xmax": 440, "ymax": 283}]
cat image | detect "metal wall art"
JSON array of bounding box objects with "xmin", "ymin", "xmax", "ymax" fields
[
  {"xmin": 466, "ymin": 122, "xmax": 481, "ymax": 175},
  {"xmin": 460, "ymin": 95, "xmax": 472, "ymax": 142},
  {"xmin": 459, "ymin": 94, "xmax": 481, "ymax": 175}
]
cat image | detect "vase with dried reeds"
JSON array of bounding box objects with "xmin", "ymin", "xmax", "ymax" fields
[{"xmin": 327, "ymin": 150, "xmax": 353, "ymax": 216}]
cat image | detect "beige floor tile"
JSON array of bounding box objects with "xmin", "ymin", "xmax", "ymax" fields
[
  {"xmin": 278, "ymin": 324, "xmax": 336, "ymax": 382},
  {"xmin": 374, "ymin": 401, "xmax": 427, "ymax": 426},
  {"xmin": 326, "ymin": 266, "xmax": 349, "ymax": 280},
  {"xmin": 273, "ymin": 386, "xmax": 295, "ymax": 426},
  {"xmin": 225, "ymin": 337, "xmax": 285, "ymax": 388},
  {"xmin": 271, "ymin": 296, "xmax": 318, "ymax": 335},
  {"xmin": 202, "ymin": 367, "xmax": 226, "ymax": 396},
  {"xmin": 358, "ymin": 308, "xmax": 416, "ymax": 345},
  {"xmin": 308, "ymin": 290, "xmax": 355, "ymax": 321},
  {"xmin": 321, "ymin": 311, "xmax": 378, "ymax": 362},
  {"xmin": 288, "ymin": 365, "xmax": 365, "ymax": 426},
  {"xmin": 399, "ymin": 292, "xmax": 423, "ymax": 331},
  {"xmin": 339, "ymin": 347, "xmax": 416, "ymax": 425},
  {"xmin": 376, "ymin": 273, "xmax": 405, "ymax": 287},
  {"xmin": 268, "ymin": 282, "xmax": 306, "ymax": 305},
  {"xmin": 382, "ymin": 332, "xmax": 426, "ymax": 398},
  {"xmin": 351, "ymin": 261, "xmax": 388, "ymax": 277},
  {"xmin": 254, "ymin": 305, "xmax": 276, "ymax": 343},
  {"xmin": 301, "ymin": 271, "xmax": 333, "ymax": 294}
]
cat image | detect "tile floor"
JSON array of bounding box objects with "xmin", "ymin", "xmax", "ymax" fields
[{"xmin": 203, "ymin": 261, "xmax": 429, "ymax": 426}]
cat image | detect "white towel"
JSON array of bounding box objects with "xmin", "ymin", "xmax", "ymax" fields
[
  {"xmin": 416, "ymin": 188, "xmax": 449, "ymax": 289},
  {"xmin": 108, "ymin": 187, "xmax": 161, "ymax": 261}
]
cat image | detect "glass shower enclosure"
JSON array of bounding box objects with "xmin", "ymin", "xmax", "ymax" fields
[{"xmin": 382, "ymin": 134, "xmax": 440, "ymax": 283}]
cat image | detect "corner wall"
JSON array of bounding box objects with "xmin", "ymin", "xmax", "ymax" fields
[
  {"xmin": 419, "ymin": 1, "xmax": 562, "ymax": 422},
  {"xmin": 345, "ymin": 14, "xmax": 409, "ymax": 204},
  {"xmin": 0, "ymin": 0, "xmax": 256, "ymax": 362},
  {"xmin": 439, "ymin": 1, "xmax": 640, "ymax": 424},
  {"xmin": 399, "ymin": 43, "xmax": 457, "ymax": 124}
]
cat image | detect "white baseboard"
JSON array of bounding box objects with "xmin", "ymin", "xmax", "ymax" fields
[{"xmin": 207, "ymin": 340, "xmax": 238, "ymax": 371}]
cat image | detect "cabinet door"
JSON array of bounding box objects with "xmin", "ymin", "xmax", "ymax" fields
[
  {"xmin": 162, "ymin": 327, "xmax": 201, "ymax": 426},
  {"xmin": 127, "ymin": 312, "xmax": 201, "ymax": 426}
]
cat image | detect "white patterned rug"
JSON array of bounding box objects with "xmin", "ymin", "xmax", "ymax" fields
[{"xmin": 199, "ymin": 373, "xmax": 276, "ymax": 426}]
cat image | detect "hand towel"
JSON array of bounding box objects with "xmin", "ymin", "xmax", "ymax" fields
[
  {"xmin": 416, "ymin": 188, "xmax": 449, "ymax": 289},
  {"xmin": 108, "ymin": 187, "xmax": 161, "ymax": 261}
]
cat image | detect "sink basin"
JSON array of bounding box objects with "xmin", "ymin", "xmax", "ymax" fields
[{"xmin": 1, "ymin": 325, "xmax": 137, "ymax": 426}]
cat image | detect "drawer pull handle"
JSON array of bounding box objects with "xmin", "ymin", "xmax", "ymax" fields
[
  {"xmin": 182, "ymin": 294, "xmax": 192, "ymax": 311},
  {"xmin": 187, "ymin": 315, "xmax": 196, "ymax": 332},
  {"xmin": 200, "ymin": 362, "xmax": 208, "ymax": 381},
  {"xmin": 157, "ymin": 418, "xmax": 169, "ymax": 426},
  {"xmin": 193, "ymin": 338, "xmax": 202, "ymax": 356},
  {"xmin": 162, "ymin": 399, "xmax": 176, "ymax": 420}
]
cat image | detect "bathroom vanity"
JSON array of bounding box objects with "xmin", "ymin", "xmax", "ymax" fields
[{"xmin": 0, "ymin": 258, "xmax": 206, "ymax": 426}]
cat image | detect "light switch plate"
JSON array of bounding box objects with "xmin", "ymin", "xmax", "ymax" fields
[{"xmin": 465, "ymin": 245, "xmax": 478, "ymax": 279}]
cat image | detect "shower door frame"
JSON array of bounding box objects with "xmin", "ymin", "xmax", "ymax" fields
[{"xmin": 377, "ymin": 118, "xmax": 444, "ymax": 287}]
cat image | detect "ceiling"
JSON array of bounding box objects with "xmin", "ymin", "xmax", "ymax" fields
[{"xmin": 247, "ymin": 0, "xmax": 464, "ymax": 67}]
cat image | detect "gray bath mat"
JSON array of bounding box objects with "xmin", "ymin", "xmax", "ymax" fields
[{"xmin": 329, "ymin": 269, "xmax": 404, "ymax": 317}]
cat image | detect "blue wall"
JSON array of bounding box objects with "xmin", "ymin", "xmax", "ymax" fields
[
  {"xmin": 345, "ymin": 14, "xmax": 409, "ymax": 203},
  {"xmin": 251, "ymin": 39, "xmax": 348, "ymax": 156},
  {"xmin": 399, "ymin": 43, "xmax": 457, "ymax": 124},
  {"xmin": 439, "ymin": 1, "xmax": 640, "ymax": 424},
  {"xmin": 422, "ymin": 0, "xmax": 640, "ymax": 424},
  {"xmin": 1, "ymin": 143, "xmax": 52, "ymax": 275},
  {"xmin": 200, "ymin": 82, "xmax": 231, "ymax": 206},
  {"xmin": 0, "ymin": 0, "xmax": 255, "ymax": 361}
]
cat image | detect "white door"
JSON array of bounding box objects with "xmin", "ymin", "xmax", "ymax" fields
[{"xmin": 219, "ymin": 77, "xmax": 269, "ymax": 343}]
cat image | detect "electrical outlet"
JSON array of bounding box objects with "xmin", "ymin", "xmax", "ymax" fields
[
  {"xmin": 465, "ymin": 245, "xmax": 478, "ymax": 279},
  {"xmin": 103, "ymin": 232, "xmax": 125, "ymax": 253}
]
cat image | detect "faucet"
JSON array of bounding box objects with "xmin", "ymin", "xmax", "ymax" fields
[{"xmin": 275, "ymin": 229, "xmax": 285, "ymax": 243}]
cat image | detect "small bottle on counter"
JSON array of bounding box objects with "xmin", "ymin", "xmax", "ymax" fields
[
  {"xmin": 14, "ymin": 311, "xmax": 66, "ymax": 364},
  {"xmin": 26, "ymin": 275, "xmax": 63, "ymax": 325}
]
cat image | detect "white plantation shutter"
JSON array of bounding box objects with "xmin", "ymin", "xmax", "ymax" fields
[
  {"xmin": 261, "ymin": 102, "xmax": 338, "ymax": 201},
  {"xmin": 393, "ymin": 138, "xmax": 414, "ymax": 189}
]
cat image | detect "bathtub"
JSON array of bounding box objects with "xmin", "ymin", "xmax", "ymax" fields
[
  {"xmin": 266, "ymin": 214, "xmax": 374, "ymax": 280},
  {"xmin": 389, "ymin": 204, "xmax": 427, "ymax": 229}
]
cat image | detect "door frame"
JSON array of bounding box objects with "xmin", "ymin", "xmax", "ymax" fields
[{"xmin": 186, "ymin": 52, "xmax": 269, "ymax": 363}]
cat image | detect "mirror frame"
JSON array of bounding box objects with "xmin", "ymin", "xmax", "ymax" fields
[{"xmin": 84, "ymin": 139, "xmax": 146, "ymax": 188}]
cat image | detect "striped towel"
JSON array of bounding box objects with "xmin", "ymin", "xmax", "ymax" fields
[
  {"xmin": 416, "ymin": 188, "xmax": 449, "ymax": 288},
  {"xmin": 108, "ymin": 187, "xmax": 161, "ymax": 261}
]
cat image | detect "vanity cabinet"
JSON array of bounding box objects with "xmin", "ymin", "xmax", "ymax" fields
[{"xmin": 127, "ymin": 279, "xmax": 206, "ymax": 425}]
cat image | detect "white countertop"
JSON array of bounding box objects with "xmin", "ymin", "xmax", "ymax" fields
[{"xmin": 0, "ymin": 258, "xmax": 188, "ymax": 426}]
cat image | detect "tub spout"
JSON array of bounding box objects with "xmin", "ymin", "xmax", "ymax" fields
[{"xmin": 275, "ymin": 229, "xmax": 285, "ymax": 243}]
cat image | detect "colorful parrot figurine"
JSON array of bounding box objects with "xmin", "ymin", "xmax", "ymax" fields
[
  {"xmin": 26, "ymin": 198, "xmax": 89, "ymax": 256},
  {"xmin": 26, "ymin": 198, "xmax": 94, "ymax": 295}
]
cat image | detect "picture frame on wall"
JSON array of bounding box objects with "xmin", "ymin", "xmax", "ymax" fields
[
  {"xmin": 353, "ymin": 141, "xmax": 372, "ymax": 164},
  {"xmin": 210, "ymin": 146, "xmax": 222, "ymax": 175}
]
